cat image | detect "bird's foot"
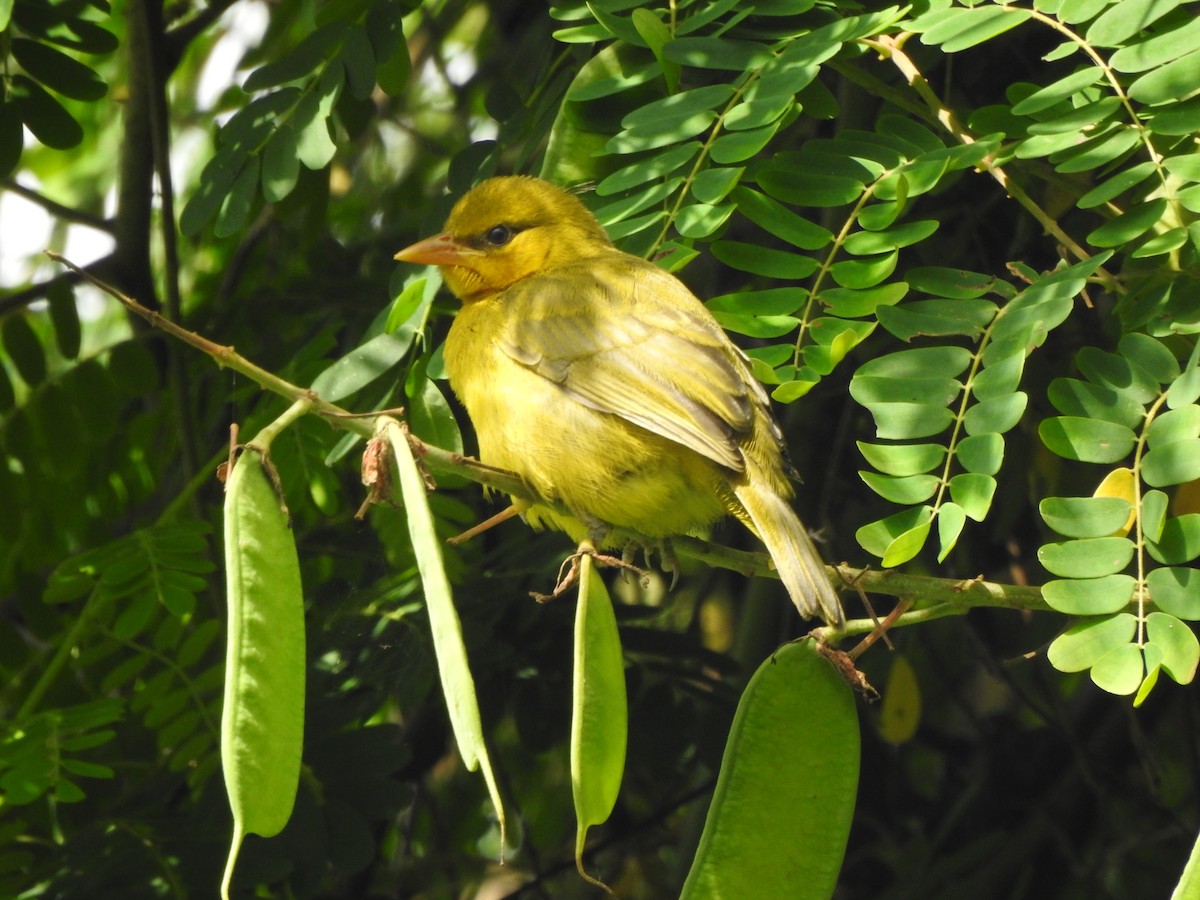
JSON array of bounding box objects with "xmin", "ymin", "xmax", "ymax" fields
[
  {"xmin": 531, "ymin": 543, "xmax": 649, "ymax": 603},
  {"xmin": 619, "ymin": 537, "xmax": 680, "ymax": 590}
]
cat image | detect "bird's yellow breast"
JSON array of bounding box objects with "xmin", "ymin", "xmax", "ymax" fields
[{"xmin": 444, "ymin": 291, "xmax": 729, "ymax": 542}]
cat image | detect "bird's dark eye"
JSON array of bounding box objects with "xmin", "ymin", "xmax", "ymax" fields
[{"xmin": 485, "ymin": 224, "xmax": 513, "ymax": 246}]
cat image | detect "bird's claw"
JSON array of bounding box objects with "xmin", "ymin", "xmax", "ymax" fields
[{"xmin": 621, "ymin": 537, "xmax": 680, "ymax": 590}]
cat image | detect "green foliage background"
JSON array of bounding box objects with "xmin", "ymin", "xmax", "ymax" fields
[{"xmin": 3, "ymin": 0, "xmax": 1200, "ymax": 896}]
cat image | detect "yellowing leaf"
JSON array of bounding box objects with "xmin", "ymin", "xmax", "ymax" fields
[
  {"xmin": 879, "ymin": 655, "xmax": 920, "ymax": 744},
  {"xmin": 1094, "ymin": 467, "xmax": 1137, "ymax": 535}
]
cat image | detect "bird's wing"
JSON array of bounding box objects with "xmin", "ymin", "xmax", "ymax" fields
[{"xmin": 501, "ymin": 257, "xmax": 762, "ymax": 472}]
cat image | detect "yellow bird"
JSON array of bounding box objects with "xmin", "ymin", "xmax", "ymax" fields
[{"xmin": 395, "ymin": 176, "xmax": 843, "ymax": 626}]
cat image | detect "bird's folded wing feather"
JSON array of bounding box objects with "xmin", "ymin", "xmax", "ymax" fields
[{"xmin": 501, "ymin": 259, "xmax": 759, "ymax": 472}]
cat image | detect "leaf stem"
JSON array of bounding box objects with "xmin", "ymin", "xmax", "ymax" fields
[{"xmin": 870, "ymin": 33, "xmax": 1121, "ymax": 292}]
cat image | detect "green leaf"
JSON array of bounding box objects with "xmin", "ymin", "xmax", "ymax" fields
[
  {"xmin": 691, "ymin": 166, "xmax": 743, "ymax": 204},
  {"xmin": 806, "ymin": 319, "xmax": 875, "ymax": 372},
  {"xmin": 11, "ymin": 38, "xmax": 107, "ymax": 101},
  {"xmin": 957, "ymin": 433, "xmax": 1004, "ymax": 475},
  {"xmin": 1048, "ymin": 378, "xmax": 1145, "ymax": 428},
  {"xmin": 12, "ymin": 75, "xmax": 82, "ymax": 149},
  {"xmin": 906, "ymin": 267, "xmax": 998, "ymax": 299},
  {"xmin": 1076, "ymin": 161, "xmax": 1158, "ymax": 208},
  {"xmin": 972, "ymin": 352, "xmax": 1025, "ymax": 400},
  {"xmin": 1087, "ymin": 199, "xmax": 1168, "ymax": 247},
  {"xmin": 181, "ymin": 147, "xmax": 245, "ymax": 237},
  {"xmin": 856, "ymin": 506, "xmax": 934, "ymax": 565},
  {"xmin": 1090, "ymin": 643, "xmax": 1145, "ymax": 695},
  {"xmin": 882, "ymin": 515, "xmax": 933, "ymax": 567},
  {"xmin": 722, "ymin": 83, "xmax": 793, "ymax": 133},
  {"xmin": 863, "ymin": 403, "xmax": 956, "ymax": 440},
  {"xmin": 850, "ymin": 375, "xmax": 962, "ymax": 407},
  {"xmin": 1142, "ymin": 439, "xmax": 1200, "ymax": 486},
  {"xmin": 857, "ymin": 200, "xmax": 904, "ymax": 231},
  {"xmin": 1039, "ymin": 416, "xmax": 1137, "ymax": 462},
  {"xmin": 710, "ymin": 312, "xmax": 799, "ymax": 339},
  {"xmin": 596, "ymin": 178, "xmax": 682, "ymax": 227},
  {"xmin": 310, "ymin": 331, "xmax": 417, "ymax": 402},
  {"xmin": 220, "ymin": 449, "xmax": 306, "ymax": 895},
  {"xmin": 1147, "ymin": 612, "xmax": 1199, "ymax": 684},
  {"xmin": 262, "ymin": 121, "xmax": 301, "ymax": 203},
  {"xmin": 1026, "ymin": 97, "xmax": 1121, "ymax": 136},
  {"xmin": 295, "ymin": 105, "xmax": 338, "ymax": 172},
  {"xmin": 772, "ymin": 376, "xmax": 819, "ymax": 403},
  {"xmin": 244, "ymin": 25, "xmax": 346, "ymax": 92},
  {"xmin": 1053, "ymin": 126, "xmax": 1141, "ymax": 175},
  {"xmin": 606, "ymin": 209, "xmax": 666, "ymax": 241},
  {"xmin": 631, "ymin": 8, "xmax": 680, "ymax": 93},
  {"xmin": 341, "ymin": 25, "xmax": 377, "ymax": 99},
  {"xmin": 0, "ymin": 99, "xmax": 23, "ymax": 177},
  {"xmin": 860, "ymin": 472, "xmax": 940, "ymax": 504},
  {"xmin": 1120, "ymin": 332, "xmax": 1180, "ymax": 385},
  {"xmin": 878, "ymin": 298, "xmax": 996, "ymax": 340},
  {"xmin": 759, "ymin": 168, "xmax": 866, "ymax": 208},
  {"xmin": 1042, "ymin": 575, "xmax": 1136, "ymax": 615},
  {"xmin": 1040, "ymin": 496, "xmax": 1134, "ymax": 538},
  {"xmin": 709, "ymin": 288, "xmax": 806, "ymax": 320},
  {"xmin": 2, "ymin": 315, "xmax": 47, "ymax": 385},
  {"xmin": 710, "ymin": 241, "xmax": 819, "ymax": 279},
  {"xmin": 48, "ymin": 280, "xmax": 81, "ymax": 360},
  {"xmin": 1148, "ymin": 567, "xmax": 1200, "ymax": 619},
  {"xmin": 663, "ymin": 36, "xmax": 771, "ymax": 70},
  {"xmin": 571, "ymin": 553, "xmax": 627, "ymax": 888},
  {"xmin": 1038, "ymin": 536, "xmax": 1134, "ymax": 578},
  {"xmin": 680, "ymin": 640, "xmax": 858, "ymax": 900},
  {"xmin": 1168, "ymin": 340, "xmax": 1200, "ymax": 408},
  {"xmin": 676, "ymin": 202, "xmax": 735, "ymax": 238},
  {"xmin": 1148, "ymin": 515, "xmax": 1200, "ymax": 565},
  {"xmin": 215, "ymin": 155, "xmax": 260, "ymax": 238},
  {"xmin": 936, "ymin": 502, "xmax": 968, "ymax": 561},
  {"xmin": 1011, "ymin": 67, "xmax": 1103, "ymax": 116},
  {"xmin": 822, "ymin": 283, "xmax": 909, "ymax": 318},
  {"xmin": 610, "ymin": 85, "xmax": 734, "ymax": 153},
  {"xmin": 369, "ymin": 0, "xmax": 409, "ymax": 94},
  {"xmin": 843, "ymin": 219, "xmax": 939, "ymax": 255},
  {"xmin": 1087, "ymin": 0, "xmax": 1182, "ymax": 46},
  {"xmin": 1047, "ymin": 612, "xmax": 1137, "ymax": 672},
  {"xmin": 964, "ymin": 392, "xmax": 1027, "ymax": 435},
  {"xmin": 1111, "ymin": 15, "xmax": 1200, "ymax": 72},
  {"xmin": 406, "ymin": 377, "xmax": 463, "ymax": 458},
  {"xmin": 597, "ymin": 143, "xmax": 701, "ymax": 196},
  {"xmin": 1134, "ymin": 227, "xmax": 1190, "ymax": 258},
  {"xmin": 948, "ymin": 473, "xmax": 995, "ymax": 521},
  {"xmin": 916, "ymin": 6, "xmax": 1033, "ymax": 52},
  {"xmin": 1129, "ymin": 48, "xmax": 1200, "ymax": 104},
  {"xmin": 710, "ymin": 123, "xmax": 780, "ymax": 164},
  {"xmin": 732, "ymin": 186, "xmax": 833, "ymax": 250},
  {"xmin": 830, "ymin": 251, "xmax": 898, "ymax": 289},
  {"xmin": 857, "ymin": 442, "xmax": 946, "ymax": 477},
  {"xmin": 857, "ymin": 346, "xmax": 973, "ymax": 379}
]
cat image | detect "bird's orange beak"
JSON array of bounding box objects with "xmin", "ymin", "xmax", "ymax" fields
[{"xmin": 394, "ymin": 233, "xmax": 475, "ymax": 266}]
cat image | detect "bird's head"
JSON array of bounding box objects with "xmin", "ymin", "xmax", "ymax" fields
[{"xmin": 394, "ymin": 176, "xmax": 612, "ymax": 301}]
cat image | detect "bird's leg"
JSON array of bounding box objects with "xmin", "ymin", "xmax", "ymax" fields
[{"xmin": 446, "ymin": 502, "xmax": 526, "ymax": 545}]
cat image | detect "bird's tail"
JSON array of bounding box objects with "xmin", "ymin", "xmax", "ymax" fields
[{"xmin": 734, "ymin": 480, "xmax": 844, "ymax": 627}]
